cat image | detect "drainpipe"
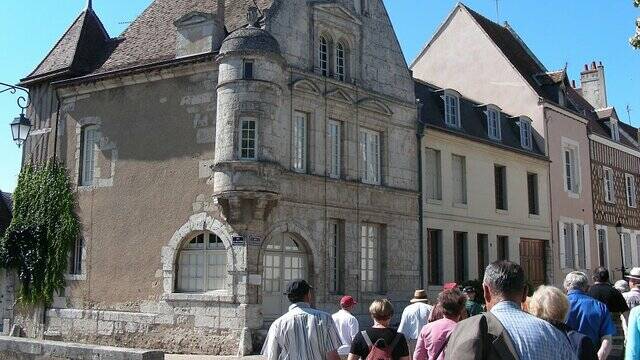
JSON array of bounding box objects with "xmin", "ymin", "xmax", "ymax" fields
[{"xmin": 416, "ymin": 99, "xmax": 425, "ymax": 289}]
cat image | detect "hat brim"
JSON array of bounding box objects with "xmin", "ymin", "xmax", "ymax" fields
[
  {"xmin": 626, "ymin": 275, "xmax": 640, "ymax": 281},
  {"xmin": 410, "ymin": 298, "xmax": 429, "ymax": 303}
]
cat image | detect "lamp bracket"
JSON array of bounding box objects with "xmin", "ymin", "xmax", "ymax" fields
[{"xmin": 0, "ymin": 82, "xmax": 31, "ymax": 114}]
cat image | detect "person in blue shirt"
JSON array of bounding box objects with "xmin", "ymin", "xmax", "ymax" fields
[
  {"xmin": 563, "ymin": 271, "xmax": 616, "ymax": 360},
  {"xmin": 626, "ymin": 305, "xmax": 640, "ymax": 359}
]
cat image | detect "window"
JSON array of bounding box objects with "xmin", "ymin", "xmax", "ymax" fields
[
  {"xmin": 603, "ymin": 167, "xmax": 615, "ymax": 203},
  {"xmin": 519, "ymin": 117, "xmax": 532, "ymax": 150},
  {"xmin": 563, "ymin": 146, "xmax": 580, "ymax": 194},
  {"xmin": 292, "ymin": 111, "xmax": 307, "ymax": 172},
  {"xmin": 69, "ymin": 237, "xmax": 84, "ymax": 275},
  {"xmin": 610, "ymin": 121, "xmax": 620, "ymax": 142},
  {"xmin": 425, "ymin": 148, "xmax": 442, "ymax": 200},
  {"xmin": 243, "ymin": 60, "xmax": 254, "ymax": 79},
  {"xmin": 454, "ymin": 232, "xmax": 468, "ymax": 282},
  {"xmin": 597, "ymin": 228, "xmax": 608, "ymax": 268},
  {"xmin": 494, "ymin": 165, "xmax": 507, "ymax": 210},
  {"xmin": 335, "ymin": 42, "xmax": 346, "ymax": 81},
  {"xmin": 444, "ymin": 93, "xmax": 460, "ymax": 127},
  {"xmin": 497, "ymin": 236, "xmax": 509, "ymax": 261},
  {"xmin": 560, "ymin": 223, "xmax": 575, "ymax": 269},
  {"xmin": 487, "ymin": 108, "xmax": 501, "ymax": 140},
  {"xmin": 80, "ymin": 125, "xmax": 99, "ymax": 186},
  {"xmin": 560, "ymin": 222, "xmax": 589, "ymax": 270},
  {"xmin": 636, "ymin": 234, "xmax": 640, "ymax": 267},
  {"xmin": 328, "ymin": 120, "xmax": 341, "ymax": 179},
  {"xmin": 360, "ymin": 223, "xmax": 380, "ymax": 293},
  {"xmin": 527, "ymin": 173, "xmax": 539, "ymax": 215},
  {"xmin": 427, "ymin": 229, "xmax": 443, "ymax": 285},
  {"xmin": 355, "ymin": 0, "xmax": 368, "ymax": 14},
  {"xmin": 360, "ymin": 128, "xmax": 381, "ymax": 185},
  {"xmin": 623, "ymin": 233, "xmax": 633, "ymax": 269},
  {"xmin": 451, "ymin": 154, "xmax": 467, "ymax": 204},
  {"xmin": 240, "ymin": 117, "xmax": 257, "ymax": 160},
  {"xmin": 626, "ymin": 174, "xmax": 637, "ymax": 208},
  {"xmin": 177, "ymin": 232, "xmax": 227, "ymax": 292},
  {"xmin": 576, "ymin": 224, "xmax": 586, "ymax": 269},
  {"xmin": 319, "ymin": 36, "xmax": 329, "ymax": 77},
  {"xmin": 477, "ymin": 234, "xmax": 489, "ymax": 279},
  {"xmin": 328, "ymin": 220, "xmax": 343, "ymax": 294}
]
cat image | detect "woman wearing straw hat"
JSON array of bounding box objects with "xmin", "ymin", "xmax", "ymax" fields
[{"xmin": 398, "ymin": 290, "xmax": 433, "ymax": 357}]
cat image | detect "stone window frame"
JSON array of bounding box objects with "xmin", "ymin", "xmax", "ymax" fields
[
  {"xmin": 595, "ymin": 225, "xmax": 610, "ymax": 270},
  {"xmin": 561, "ymin": 137, "xmax": 582, "ymax": 198},
  {"xmin": 236, "ymin": 112, "xmax": 261, "ymax": 161},
  {"xmin": 314, "ymin": 24, "xmax": 358, "ymax": 82},
  {"xmin": 327, "ymin": 219, "xmax": 345, "ymax": 294},
  {"xmin": 318, "ymin": 34, "xmax": 331, "ymax": 77},
  {"xmin": 359, "ymin": 222, "xmax": 385, "ymax": 294},
  {"xmin": 558, "ymin": 217, "xmax": 590, "ymax": 271},
  {"xmin": 327, "ymin": 119, "xmax": 342, "ymax": 179},
  {"xmin": 65, "ymin": 236, "xmax": 87, "ymax": 281},
  {"xmin": 292, "ymin": 110, "xmax": 309, "ymax": 173},
  {"xmin": 74, "ymin": 117, "xmax": 118, "ymax": 191},
  {"xmin": 161, "ymin": 213, "xmax": 237, "ymax": 302}
]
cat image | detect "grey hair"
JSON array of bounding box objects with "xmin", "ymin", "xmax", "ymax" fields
[
  {"xmin": 563, "ymin": 271, "xmax": 589, "ymax": 291},
  {"xmin": 483, "ymin": 261, "xmax": 525, "ymax": 296}
]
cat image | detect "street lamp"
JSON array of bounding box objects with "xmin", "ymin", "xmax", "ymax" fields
[
  {"xmin": 616, "ymin": 220, "xmax": 625, "ymax": 279},
  {"xmin": 1, "ymin": 82, "xmax": 32, "ymax": 147}
]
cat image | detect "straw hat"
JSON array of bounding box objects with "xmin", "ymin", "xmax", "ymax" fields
[
  {"xmin": 410, "ymin": 289, "xmax": 429, "ymax": 303},
  {"xmin": 626, "ymin": 267, "xmax": 640, "ymax": 281}
]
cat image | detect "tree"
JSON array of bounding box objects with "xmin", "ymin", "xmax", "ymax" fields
[{"xmin": 633, "ymin": 0, "xmax": 640, "ymax": 48}]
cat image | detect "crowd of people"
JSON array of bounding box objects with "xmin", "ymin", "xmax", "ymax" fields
[{"xmin": 261, "ymin": 261, "xmax": 640, "ymax": 360}]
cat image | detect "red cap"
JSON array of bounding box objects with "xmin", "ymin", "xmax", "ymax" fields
[
  {"xmin": 443, "ymin": 282, "xmax": 458, "ymax": 291},
  {"xmin": 340, "ymin": 296, "xmax": 357, "ymax": 307}
]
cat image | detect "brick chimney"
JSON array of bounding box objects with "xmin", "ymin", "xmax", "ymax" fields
[{"xmin": 579, "ymin": 61, "xmax": 608, "ymax": 110}]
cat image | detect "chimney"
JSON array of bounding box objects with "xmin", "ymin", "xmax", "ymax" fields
[
  {"xmin": 217, "ymin": 0, "xmax": 225, "ymax": 28},
  {"xmin": 580, "ymin": 60, "xmax": 608, "ymax": 109},
  {"xmin": 571, "ymin": 80, "xmax": 576, "ymax": 88}
]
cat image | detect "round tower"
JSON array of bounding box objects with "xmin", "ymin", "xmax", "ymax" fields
[{"xmin": 213, "ymin": 24, "xmax": 285, "ymax": 224}]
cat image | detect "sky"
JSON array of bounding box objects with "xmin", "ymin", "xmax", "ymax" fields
[{"xmin": 0, "ymin": 0, "xmax": 638, "ymax": 193}]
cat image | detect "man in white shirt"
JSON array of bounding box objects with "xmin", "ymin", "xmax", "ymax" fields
[
  {"xmin": 398, "ymin": 289, "xmax": 433, "ymax": 356},
  {"xmin": 625, "ymin": 268, "xmax": 640, "ymax": 310},
  {"xmin": 262, "ymin": 279, "xmax": 342, "ymax": 360},
  {"xmin": 331, "ymin": 295, "xmax": 359, "ymax": 358}
]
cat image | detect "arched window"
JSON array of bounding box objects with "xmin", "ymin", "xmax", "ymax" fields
[
  {"xmin": 335, "ymin": 42, "xmax": 346, "ymax": 81},
  {"xmin": 177, "ymin": 232, "xmax": 227, "ymax": 292},
  {"xmin": 319, "ymin": 36, "xmax": 329, "ymax": 77}
]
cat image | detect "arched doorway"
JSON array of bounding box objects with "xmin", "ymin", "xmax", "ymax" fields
[{"xmin": 262, "ymin": 232, "xmax": 309, "ymax": 320}]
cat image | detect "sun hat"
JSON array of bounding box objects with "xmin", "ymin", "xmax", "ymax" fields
[
  {"xmin": 626, "ymin": 267, "xmax": 640, "ymax": 281},
  {"xmin": 410, "ymin": 289, "xmax": 429, "ymax": 303}
]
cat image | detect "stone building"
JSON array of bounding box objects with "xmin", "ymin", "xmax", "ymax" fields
[
  {"xmin": 415, "ymin": 80, "xmax": 551, "ymax": 298},
  {"xmin": 12, "ymin": 0, "xmax": 419, "ymax": 355},
  {"xmin": 411, "ymin": 4, "xmax": 596, "ymax": 287},
  {"xmin": 574, "ymin": 62, "xmax": 640, "ymax": 280}
]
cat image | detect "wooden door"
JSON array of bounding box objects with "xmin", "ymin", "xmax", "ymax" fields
[{"xmin": 520, "ymin": 239, "xmax": 546, "ymax": 289}]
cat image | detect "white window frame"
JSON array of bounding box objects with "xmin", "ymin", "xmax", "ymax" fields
[
  {"xmin": 319, "ymin": 36, "xmax": 329, "ymax": 77},
  {"xmin": 177, "ymin": 232, "xmax": 227, "ymax": 293},
  {"xmin": 634, "ymin": 233, "xmax": 640, "ymax": 267},
  {"xmin": 623, "ymin": 231, "xmax": 633, "ymax": 270},
  {"xmin": 595, "ymin": 225, "xmax": 610, "ymax": 270},
  {"xmin": 327, "ymin": 120, "xmax": 341, "ymax": 179},
  {"xmin": 360, "ymin": 223, "xmax": 380, "ymax": 293},
  {"xmin": 292, "ymin": 111, "xmax": 308, "ymax": 173},
  {"xmin": 486, "ymin": 106, "xmax": 501, "ymax": 140},
  {"xmin": 360, "ymin": 128, "xmax": 381, "ymax": 185},
  {"xmin": 443, "ymin": 91, "xmax": 460, "ymax": 128},
  {"xmin": 610, "ymin": 120, "xmax": 620, "ymax": 142},
  {"xmin": 626, "ymin": 173, "xmax": 637, "ymax": 208},
  {"xmin": 603, "ymin": 166, "xmax": 615, "ymax": 203},
  {"xmin": 559, "ymin": 218, "xmax": 590, "ymax": 270},
  {"xmin": 328, "ymin": 220, "xmax": 342, "ymax": 294},
  {"xmin": 80, "ymin": 125, "xmax": 99, "ymax": 186},
  {"xmin": 519, "ymin": 116, "xmax": 533, "ymax": 150},
  {"xmin": 451, "ymin": 154, "xmax": 467, "ymax": 205},
  {"xmin": 561, "ymin": 138, "xmax": 581, "ymax": 197},
  {"xmin": 335, "ymin": 42, "xmax": 346, "ymax": 82},
  {"xmin": 239, "ymin": 117, "xmax": 257, "ymax": 160}
]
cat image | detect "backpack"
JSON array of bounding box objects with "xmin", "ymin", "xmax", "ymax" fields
[{"xmin": 361, "ymin": 330, "xmax": 402, "ymax": 360}]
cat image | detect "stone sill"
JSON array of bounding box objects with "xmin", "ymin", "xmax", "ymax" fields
[
  {"xmin": 452, "ymin": 202, "xmax": 468, "ymax": 209},
  {"xmin": 162, "ymin": 291, "xmax": 235, "ymax": 303},
  {"xmin": 65, "ymin": 274, "xmax": 86, "ymax": 281},
  {"xmin": 495, "ymin": 209, "xmax": 508, "ymax": 215},
  {"xmin": 426, "ymin": 199, "xmax": 442, "ymax": 206}
]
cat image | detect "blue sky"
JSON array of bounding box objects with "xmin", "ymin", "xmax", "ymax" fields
[{"xmin": 0, "ymin": 0, "xmax": 638, "ymax": 192}]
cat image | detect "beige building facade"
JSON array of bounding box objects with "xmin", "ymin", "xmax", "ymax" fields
[{"xmin": 12, "ymin": 0, "xmax": 420, "ymax": 355}]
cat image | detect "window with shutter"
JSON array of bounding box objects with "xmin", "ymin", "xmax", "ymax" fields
[
  {"xmin": 626, "ymin": 174, "xmax": 637, "ymax": 208},
  {"xmin": 636, "ymin": 234, "xmax": 640, "ymax": 267},
  {"xmin": 604, "ymin": 167, "xmax": 615, "ymax": 203},
  {"xmin": 327, "ymin": 120, "xmax": 341, "ymax": 179},
  {"xmin": 597, "ymin": 228, "xmax": 608, "ymax": 268},
  {"xmin": 564, "ymin": 223, "xmax": 575, "ymax": 269},
  {"xmin": 425, "ymin": 148, "xmax": 442, "ymax": 200},
  {"xmin": 623, "ymin": 233, "xmax": 633, "ymax": 269},
  {"xmin": 576, "ymin": 224, "xmax": 586, "ymax": 269},
  {"xmin": 452, "ymin": 154, "xmax": 467, "ymax": 204}
]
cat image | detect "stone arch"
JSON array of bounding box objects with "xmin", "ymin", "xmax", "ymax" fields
[
  {"xmin": 260, "ymin": 221, "xmax": 318, "ymax": 286},
  {"xmin": 161, "ymin": 212, "xmax": 238, "ymax": 294}
]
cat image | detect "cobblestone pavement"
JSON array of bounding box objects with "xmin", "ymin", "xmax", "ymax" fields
[{"xmin": 166, "ymin": 355, "xmax": 263, "ymax": 360}]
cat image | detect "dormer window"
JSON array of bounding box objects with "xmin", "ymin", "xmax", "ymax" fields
[
  {"xmin": 609, "ymin": 120, "xmax": 620, "ymax": 142},
  {"xmin": 335, "ymin": 42, "xmax": 346, "ymax": 81},
  {"xmin": 486, "ymin": 106, "xmax": 501, "ymax": 140},
  {"xmin": 174, "ymin": 12, "xmax": 220, "ymax": 58},
  {"xmin": 319, "ymin": 36, "xmax": 329, "ymax": 77},
  {"xmin": 558, "ymin": 89, "xmax": 566, "ymax": 107},
  {"xmin": 519, "ymin": 117, "xmax": 533, "ymax": 150},
  {"xmin": 443, "ymin": 91, "xmax": 460, "ymax": 128}
]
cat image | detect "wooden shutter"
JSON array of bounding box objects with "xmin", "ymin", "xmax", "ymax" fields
[
  {"xmin": 559, "ymin": 222, "xmax": 567, "ymax": 269},
  {"xmin": 584, "ymin": 225, "xmax": 591, "ymax": 270},
  {"xmin": 425, "ymin": 148, "xmax": 439, "ymax": 200}
]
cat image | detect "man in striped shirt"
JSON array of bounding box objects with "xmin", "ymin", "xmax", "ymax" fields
[{"xmin": 262, "ymin": 279, "xmax": 342, "ymax": 360}]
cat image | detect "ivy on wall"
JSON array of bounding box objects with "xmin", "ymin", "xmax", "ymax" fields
[{"xmin": 0, "ymin": 162, "xmax": 80, "ymax": 306}]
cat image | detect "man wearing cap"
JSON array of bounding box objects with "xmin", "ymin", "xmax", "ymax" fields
[
  {"xmin": 398, "ymin": 289, "xmax": 433, "ymax": 356},
  {"xmin": 463, "ymin": 286, "xmax": 484, "ymax": 317},
  {"xmin": 332, "ymin": 296, "xmax": 359, "ymax": 359},
  {"xmin": 624, "ymin": 267, "xmax": 640, "ymax": 310},
  {"xmin": 262, "ymin": 279, "xmax": 342, "ymax": 360}
]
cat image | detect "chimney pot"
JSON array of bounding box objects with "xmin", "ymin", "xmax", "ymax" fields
[
  {"xmin": 591, "ymin": 61, "xmax": 597, "ymax": 70},
  {"xmin": 599, "ymin": 61, "xmax": 603, "ymax": 67},
  {"xmin": 584, "ymin": 64, "xmax": 589, "ymax": 71},
  {"xmin": 571, "ymin": 80, "xmax": 576, "ymax": 88}
]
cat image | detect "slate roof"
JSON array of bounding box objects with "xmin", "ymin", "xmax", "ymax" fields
[
  {"xmin": 415, "ymin": 80, "xmax": 546, "ymax": 158},
  {"xmin": 225, "ymin": 0, "xmax": 274, "ymax": 33},
  {"xmin": 219, "ymin": 26, "xmax": 280, "ymax": 56},
  {"xmin": 21, "ymin": 8, "xmax": 110, "ymax": 84}
]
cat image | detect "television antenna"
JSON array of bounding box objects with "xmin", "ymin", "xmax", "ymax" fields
[
  {"xmin": 495, "ymin": 0, "xmax": 501, "ymax": 23},
  {"xmin": 626, "ymin": 104, "xmax": 633, "ymax": 124}
]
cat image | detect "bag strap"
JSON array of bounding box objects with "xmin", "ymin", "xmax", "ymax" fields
[
  {"xmin": 361, "ymin": 330, "xmax": 373, "ymax": 349},
  {"xmin": 432, "ymin": 333, "xmax": 452, "ymax": 360},
  {"xmin": 388, "ymin": 333, "xmax": 402, "ymax": 353}
]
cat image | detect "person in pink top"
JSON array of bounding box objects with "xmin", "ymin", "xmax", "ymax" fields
[{"xmin": 413, "ymin": 289, "xmax": 466, "ymax": 360}]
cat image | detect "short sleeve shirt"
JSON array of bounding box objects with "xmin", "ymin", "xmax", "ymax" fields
[
  {"xmin": 566, "ymin": 290, "xmax": 617, "ymax": 345},
  {"xmin": 588, "ymin": 283, "xmax": 629, "ymax": 313},
  {"xmin": 350, "ymin": 328, "xmax": 409, "ymax": 359}
]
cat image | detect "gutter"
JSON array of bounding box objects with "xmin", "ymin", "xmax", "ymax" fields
[{"xmin": 416, "ymin": 99, "xmax": 425, "ymax": 289}]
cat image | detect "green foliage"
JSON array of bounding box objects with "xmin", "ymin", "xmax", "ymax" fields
[
  {"xmin": 633, "ymin": 1, "xmax": 640, "ymax": 48},
  {"xmin": 0, "ymin": 162, "xmax": 79, "ymax": 306}
]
